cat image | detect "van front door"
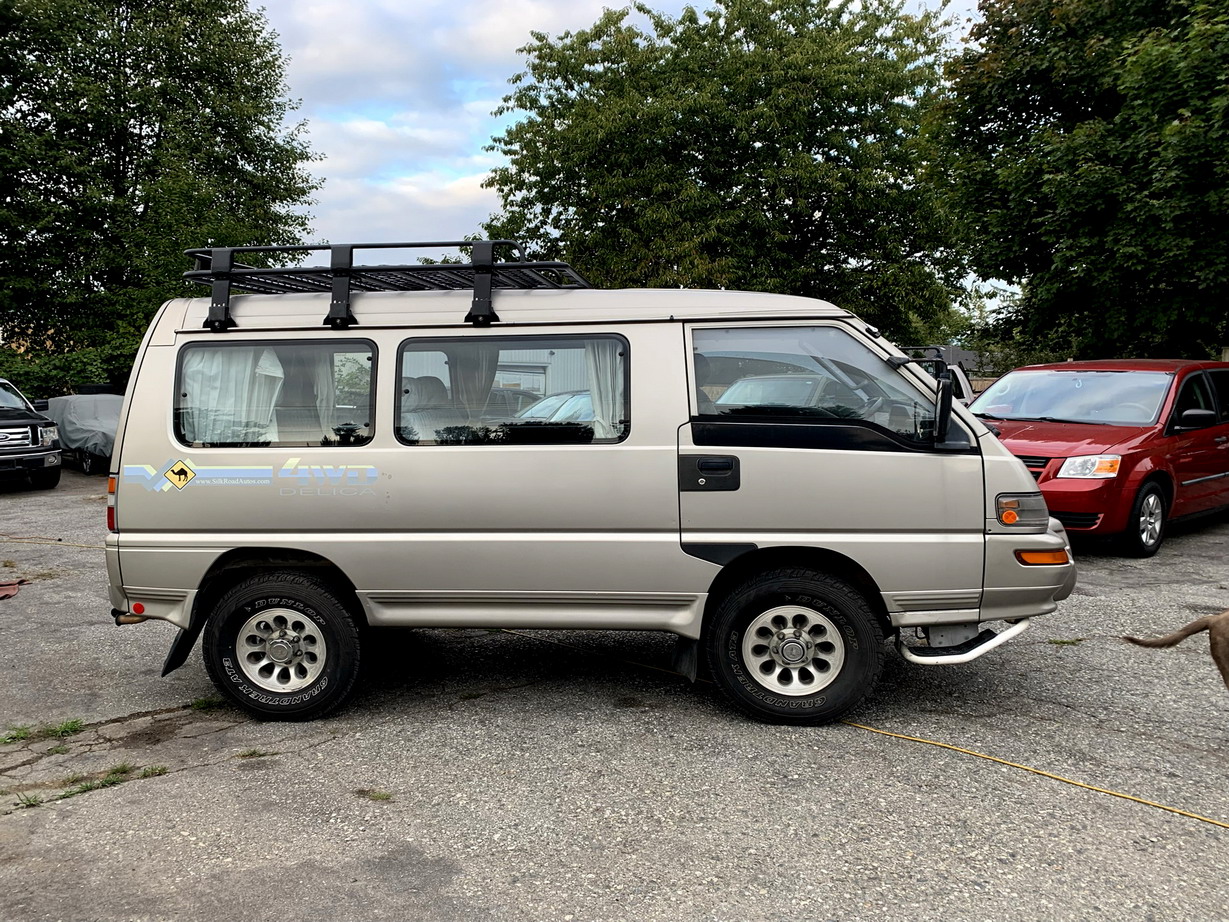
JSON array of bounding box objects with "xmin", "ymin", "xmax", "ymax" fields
[{"xmin": 679, "ymin": 323, "xmax": 986, "ymax": 621}]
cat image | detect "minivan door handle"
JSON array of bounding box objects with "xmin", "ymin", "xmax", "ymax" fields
[{"xmin": 680, "ymin": 455, "xmax": 741, "ymax": 491}]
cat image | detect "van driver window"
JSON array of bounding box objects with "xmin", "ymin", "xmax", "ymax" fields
[{"xmin": 692, "ymin": 326, "xmax": 936, "ymax": 442}]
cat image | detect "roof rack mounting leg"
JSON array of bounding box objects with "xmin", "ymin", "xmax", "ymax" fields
[
  {"xmin": 325, "ymin": 245, "xmax": 358, "ymax": 329},
  {"xmin": 464, "ymin": 241, "xmax": 500, "ymax": 326},
  {"xmin": 204, "ymin": 248, "xmax": 237, "ymax": 331}
]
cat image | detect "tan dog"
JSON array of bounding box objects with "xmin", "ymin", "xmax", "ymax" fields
[{"xmin": 1123, "ymin": 609, "xmax": 1229, "ymax": 691}]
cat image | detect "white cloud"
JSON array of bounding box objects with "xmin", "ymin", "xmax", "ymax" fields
[{"xmin": 259, "ymin": 0, "xmax": 979, "ymax": 246}]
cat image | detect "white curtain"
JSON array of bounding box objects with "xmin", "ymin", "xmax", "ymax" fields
[
  {"xmin": 181, "ymin": 347, "xmax": 284, "ymax": 444},
  {"xmin": 310, "ymin": 351, "xmax": 337, "ymax": 433},
  {"xmin": 584, "ymin": 339, "xmax": 624, "ymax": 440},
  {"xmin": 446, "ymin": 343, "xmax": 501, "ymax": 421}
]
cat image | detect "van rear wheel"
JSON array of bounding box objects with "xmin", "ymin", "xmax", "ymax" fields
[
  {"xmin": 705, "ymin": 568, "xmax": 884, "ymax": 724},
  {"xmin": 202, "ymin": 572, "xmax": 361, "ymax": 720}
]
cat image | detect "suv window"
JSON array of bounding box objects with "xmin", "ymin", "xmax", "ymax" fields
[
  {"xmin": 692, "ymin": 326, "xmax": 936, "ymax": 442},
  {"xmin": 397, "ymin": 335, "xmax": 628, "ymax": 445},
  {"xmin": 175, "ymin": 341, "xmax": 375, "ymax": 448}
]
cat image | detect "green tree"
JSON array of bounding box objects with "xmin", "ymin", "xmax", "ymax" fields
[
  {"xmin": 484, "ymin": 0, "xmax": 965, "ymax": 343},
  {"xmin": 0, "ymin": 0, "xmax": 318, "ymax": 391},
  {"xmin": 935, "ymin": 0, "xmax": 1229, "ymax": 359}
]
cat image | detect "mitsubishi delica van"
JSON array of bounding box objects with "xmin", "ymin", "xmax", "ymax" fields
[{"xmin": 105, "ymin": 241, "xmax": 1076, "ymax": 724}]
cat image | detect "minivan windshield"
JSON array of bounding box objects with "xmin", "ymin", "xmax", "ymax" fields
[{"xmin": 970, "ymin": 369, "xmax": 1172, "ymax": 425}]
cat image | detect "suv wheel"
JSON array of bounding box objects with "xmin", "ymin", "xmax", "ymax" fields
[{"xmin": 29, "ymin": 468, "xmax": 61, "ymax": 490}]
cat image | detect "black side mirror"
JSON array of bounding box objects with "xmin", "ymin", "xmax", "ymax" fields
[
  {"xmin": 888, "ymin": 354, "xmax": 956, "ymax": 447},
  {"xmin": 935, "ymin": 367, "xmax": 954, "ymax": 444},
  {"xmin": 1175, "ymin": 408, "xmax": 1217, "ymax": 431}
]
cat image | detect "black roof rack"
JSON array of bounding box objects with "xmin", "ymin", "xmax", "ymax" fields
[{"xmin": 183, "ymin": 240, "xmax": 592, "ymax": 332}]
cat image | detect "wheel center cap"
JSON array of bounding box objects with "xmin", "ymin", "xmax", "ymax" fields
[
  {"xmin": 267, "ymin": 639, "xmax": 296, "ymax": 664},
  {"xmin": 779, "ymin": 639, "xmax": 808, "ymax": 664}
]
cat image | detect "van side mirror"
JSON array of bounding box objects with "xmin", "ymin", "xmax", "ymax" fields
[
  {"xmin": 935, "ymin": 367, "xmax": 954, "ymax": 444},
  {"xmin": 887, "ymin": 354, "xmax": 960, "ymax": 448},
  {"xmin": 1175, "ymin": 408, "xmax": 1217, "ymax": 431}
]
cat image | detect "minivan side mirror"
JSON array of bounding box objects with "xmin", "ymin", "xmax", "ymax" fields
[{"xmin": 1174, "ymin": 408, "xmax": 1217, "ymax": 431}]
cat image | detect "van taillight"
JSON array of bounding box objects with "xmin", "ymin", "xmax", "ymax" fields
[{"xmin": 107, "ymin": 475, "xmax": 117, "ymax": 533}]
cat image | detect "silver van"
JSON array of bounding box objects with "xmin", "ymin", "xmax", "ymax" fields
[{"xmin": 106, "ymin": 241, "xmax": 1075, "ymax": 724}]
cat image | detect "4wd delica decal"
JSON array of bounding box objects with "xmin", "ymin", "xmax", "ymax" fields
[
  {"xmin": 121, "ymin": 458, "xmax": 380, "ymax": 495},
  {"xmin": 277, "ymin": 458, "xmax": 378, "ymax": 496}
]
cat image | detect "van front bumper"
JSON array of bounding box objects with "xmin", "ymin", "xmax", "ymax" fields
[{"xmin": 981, "ymin": 518, "xmax": 1076, "ymax": 622}]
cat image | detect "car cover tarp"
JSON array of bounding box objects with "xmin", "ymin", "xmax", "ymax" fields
[{"xmin": 46, "ymin": 394, "xmax": 123, "ymax": 458}]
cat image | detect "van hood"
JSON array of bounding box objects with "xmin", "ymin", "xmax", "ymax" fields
[{"xmin": 987, "ymin": 418, "xmax": 1148, "ymax": 458}]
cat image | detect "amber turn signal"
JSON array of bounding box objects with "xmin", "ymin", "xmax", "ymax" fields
[{"xmin": 1014, "ymin": 549, "xmax": 1070, "ymax": 565}]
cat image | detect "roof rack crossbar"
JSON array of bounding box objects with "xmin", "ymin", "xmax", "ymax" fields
[{"xmin": 183, "ymin": 240, "xmax": 589, "ymax": 331}]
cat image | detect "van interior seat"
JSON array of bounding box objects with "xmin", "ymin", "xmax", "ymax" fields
[{"xmin": 401, "ymin": 375, "xmax": 470, "ymax": 441}]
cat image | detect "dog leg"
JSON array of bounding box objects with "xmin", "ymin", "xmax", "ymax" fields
[{"xmin": 1208, "ymin": 613, "xmax": 1229, "ymax": 691}]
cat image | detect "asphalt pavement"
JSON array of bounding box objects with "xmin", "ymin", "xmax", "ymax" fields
[{"xmin": 1, "ymin": 469, "xmax": 1227, "ymax": 922}]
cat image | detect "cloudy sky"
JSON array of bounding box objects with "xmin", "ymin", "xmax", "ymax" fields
[{"xmin": 257, "ymin": 0, "xmax": 980, "ymax": 251}]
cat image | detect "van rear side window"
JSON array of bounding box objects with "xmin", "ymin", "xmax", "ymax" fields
[
  {"xmin": 174, "ymin": 341, "xmax": 376, "ymax": 448},
  {"xmin": 396, "ymin": 335, "xmax": 628, "ymax": 446}
]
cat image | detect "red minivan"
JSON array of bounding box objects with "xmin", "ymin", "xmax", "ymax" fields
[{"xmin": 969, "ymin": 359, "xmax": 1229, "ymax": 556}]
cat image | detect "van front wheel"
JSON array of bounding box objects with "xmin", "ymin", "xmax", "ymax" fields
[
  {"xmin": 202, "ymin": 572, "xmax": 361, "ymax": 721},
  {"xmin": 705, "ymin": 569, "xmax": 884, "ymax": 724}
]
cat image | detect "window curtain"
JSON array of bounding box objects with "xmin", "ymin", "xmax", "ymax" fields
[
  {"xmin": 445, "ymin": 343, "xmax": 501, "ymax": 421},
  {"xmin": 584, "ymin": 339, "xmax": 624, "ymax": 440},
  {"xmin": 309, "ymin": 351, "xmax": 337, "ymax": 433},
  {"xmin": 181, "ymin": 347, "xmax": 284, "ymax": 444}
]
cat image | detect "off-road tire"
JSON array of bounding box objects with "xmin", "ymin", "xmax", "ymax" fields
[
  {"xmin": 705, "ymin": 568, "xmax": 884, "ymax": 724},
  {"xmin": 202, "ymin": 572, "xmax": 362, "ymax": 720}
]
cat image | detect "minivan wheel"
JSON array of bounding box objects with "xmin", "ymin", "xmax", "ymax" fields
[
  {"xmin": 202, "ymin": 572, "xmax": 362, "ymax": 720},
  {"xmin": 705, "ymin": 568, "xmax": 885, "ymax": 724},
  {"xmin": 1121, "ymin": 482, "xmax": 1166, "ymax": 558}
]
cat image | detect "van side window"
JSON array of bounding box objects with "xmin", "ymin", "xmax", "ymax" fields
[
  {"xmin": 397, "ymin": 335, "xmax": 628, "ymax": 446},
  {"xmin": 1171, "ymin": 373, "xmax": 1214, "ymax": 421},
  {"xmin": 693, "ymin": 326, "xmax": 936, "ymax": 442},
  {"xmin": 175, "ymin": 342, "xmax": 375, "ymax": 448}
]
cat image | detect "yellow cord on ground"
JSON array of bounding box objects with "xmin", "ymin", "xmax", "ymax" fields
[
  {"xmin": 1, "ymin": 535, "xmax": 105, "ymax": 550},
  {"xmin": 501, "ymin": 629, "xmax": 1228, "ymax": 831},
  {"xmin": 838, "ymin": 721, "xmax": 1228, "ymax": 830}
]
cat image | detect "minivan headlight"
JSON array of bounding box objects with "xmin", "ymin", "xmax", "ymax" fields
[
  {"xmin": 39, "ymin": 425, "xmax": 59, "ymax": 446},
  {"xmin": 996, "ymin": 492, "xmax": 1050, "ymax": 527},
  {"xmin": 1057, "ymin": 455, "xmax": 1120, "ymax": 479}
]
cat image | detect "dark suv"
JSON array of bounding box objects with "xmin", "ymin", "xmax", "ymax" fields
[{"xmin": 0, "ymin": 377, "xmax": 62, "ymax": 489}]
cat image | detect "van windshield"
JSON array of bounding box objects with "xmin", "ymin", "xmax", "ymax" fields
[{"xmin": 970, "ymin": 370, "xmax": 1172, "ymax": 425}]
